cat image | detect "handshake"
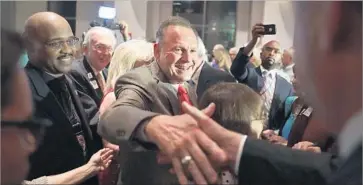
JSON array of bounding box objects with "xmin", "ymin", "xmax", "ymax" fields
[{"xmin": 146, "ymin": 102, "xmax": 243, "ymax": 184}]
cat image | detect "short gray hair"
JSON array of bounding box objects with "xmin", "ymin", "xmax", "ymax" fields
[
  {"xmin": 155, "ymin": 16, "xmax": 198, "ymax": 45},
  {"xmin": 83, "ymin": 26, "xmax": 117, "ymax": 49},
  {"xmin": 197, "ymin": 37, "xmax": 208, "ymax": 62}
]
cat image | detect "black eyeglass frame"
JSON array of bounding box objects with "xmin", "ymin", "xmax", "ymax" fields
[{"xmin": 1, "ymin": 118, "xmax": 51, "ymax": 145}]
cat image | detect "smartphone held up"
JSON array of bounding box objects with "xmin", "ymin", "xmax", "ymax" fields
[{"xmin": 262, "ymin": 24, "xmax": 276, "ymax": 35}]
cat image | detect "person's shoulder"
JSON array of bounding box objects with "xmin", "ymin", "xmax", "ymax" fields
[
  {"xmin": 116, "ymin": 65, "xmax": 153, "ymax": 86},
  {"xmin": 276, "ymin": 70, "xmax": 291, "ymax": 83},
  {"xmin": 70, "ymin": 59, "xmax": 86, "ymax": 74}
]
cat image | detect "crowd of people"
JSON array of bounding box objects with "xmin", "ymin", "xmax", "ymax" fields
[{"xmin": 1, "ymin": 1, "xmax": 361, "ymax": 185}]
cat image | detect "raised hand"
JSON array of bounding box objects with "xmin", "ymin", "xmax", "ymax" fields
[{"xmin": 88, "ymin": 148, "xmax": 114, "ymax": 172}]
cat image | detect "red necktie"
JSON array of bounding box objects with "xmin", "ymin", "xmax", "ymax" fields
[{"xmin": 177, "ymin": 84, "xmax": 192, "ymax": 109}]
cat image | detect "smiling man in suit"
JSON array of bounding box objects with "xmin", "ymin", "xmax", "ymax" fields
[
  {"xmin": 99, "ymin": 16, "xmax": 203, "ymax": 185},
  {"xmin": 23, "ymin": 12, "xmax": 101, "ymax": 185},
  {"xmin": 230, "ymin": 25, "xmax": 294, "ymax": 130},
  {"xmin": 169, "ymin": 2, "xmax": 361, "ymax": 185},
  {"xmin": 71, "ymin": 27, "xmax": 116, "ymax": 128}
]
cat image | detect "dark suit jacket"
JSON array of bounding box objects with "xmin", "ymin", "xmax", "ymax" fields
[
  {"xmin": 327, "ymin": 143, "xmax": 362, "ymax": 185},
  {"xmin": 70, "ymin": 58, "xmax": 108, "ymax": 107},
  {"xmin": 99, "ymin": 62, "xmax": 197, "ymax": 185},
  {"xmin": 25, "ymin": 63, "xmax": 100, "ymax": 185},
  {"xmin": 231, "ymin": 48, "xmax": 294, "ymax": 129},
  {"xmin": 196, "ymin": 62, "xmax": 236, "ymax": 98},
  {"xmin": 238, "ymin": 138, "xmax": 340, "ymax": 185}
]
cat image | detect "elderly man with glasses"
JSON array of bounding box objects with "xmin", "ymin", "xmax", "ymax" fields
[{"xmin": 22, "ymin": 12, "xmax": 103, "ymax": 185}]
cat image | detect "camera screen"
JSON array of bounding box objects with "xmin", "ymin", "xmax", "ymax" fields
[{"xmin": 98, "ymin": 6, "xmax": 116, "ymax": 19}]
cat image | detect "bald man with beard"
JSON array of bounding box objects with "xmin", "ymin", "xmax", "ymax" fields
[
  {"xmin": 230, "ymin": 26, "xmax": 294, "ymax": 130},
  {"xmin": 23, "ymin": 12, "xmax": 102, "ymax": 185}
]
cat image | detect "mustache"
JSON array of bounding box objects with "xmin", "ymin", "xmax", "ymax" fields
[{"xmin": 58, "ymin": 54, "xmax": 74, "ymax": 59}]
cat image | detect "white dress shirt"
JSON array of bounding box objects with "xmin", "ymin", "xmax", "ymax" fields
[{"xmin": 281, "ymin": 63, "xmax": 295, "ymax": 82}]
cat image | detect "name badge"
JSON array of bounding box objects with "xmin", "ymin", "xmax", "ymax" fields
[
  {"xmin": 87, "ymin": 72, "xmax": 93, "ymax": 79},
  {"xmin": 302, "ymin": 107, "xmax": 313, "ymax": 117},
  {"xmin": 90, "ymin": 80, "xmax": 99, "ymax": 89}
]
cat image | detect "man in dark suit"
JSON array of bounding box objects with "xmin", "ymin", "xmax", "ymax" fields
[
  {"xmin": 230, "ymin": 27, "xmax": 293, "ymax": 130},
  {"xmin": 99, "ymin": 17, "xmax": 202, "ymax": 185},
  {"xmin": 71, "ymin": 26, "xmax": 116, "ymax": 106},
  {"xmin": 22, "ymin": 12, "xmax": 101, "ymax": 185},
  {"xmin": 167, "ymin": 1, "xmax": 362, "ymax": 185},
  {"xmin": 191, "ymin": 37, "xmax": 236, "ymax": 99}
]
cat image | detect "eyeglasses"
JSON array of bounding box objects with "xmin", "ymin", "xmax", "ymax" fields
[
  {"xmin": 1, "ymin": 118, "xmax": 51, "ymax": 146},
  {"xmin": 93, "ymin": 44, "xmax": 113, "ymax": 53},
  {"xmin": 45, "ymin": 37, "xmax": 80, "ymax": 50}
]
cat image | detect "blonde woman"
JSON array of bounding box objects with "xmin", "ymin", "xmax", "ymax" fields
[
  {"xmin": 100, "ymin": 40, "xmax": 154, "ymax": 115},
  {"xmin": 98, "ymin": 39, "xmax": 153, "ymax": 185},
  {"xmin": 213, "ymin": 49, "xmax": 232, "ymax": 72}
]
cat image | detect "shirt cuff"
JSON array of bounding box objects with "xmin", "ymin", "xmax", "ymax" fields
[
  {"xmin": 234, "ymin": 135, "xmax": 247, "ymax": 174},
  {"xmin": 135, "ymin": 120, "xmax": 150, "ymax": 142}
]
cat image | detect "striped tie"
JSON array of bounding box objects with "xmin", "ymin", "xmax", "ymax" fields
[{"xmin": 260, "ymin": 71, "xmax": 274, "ymax": 118}]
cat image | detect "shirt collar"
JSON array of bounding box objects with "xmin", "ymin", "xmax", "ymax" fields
[
  {"xmin": 85, "ymin": 57, "xmax": 101, "ymax": 75},
  {"xmin": 260, "ymin": 66, "xmax": 277, "ymax": 77},
  {"xmin": 283, "ymin": 63, "xmax": 295, "ymax": 70},
  {"xmin": 43, "ymin": 71, "xmax": 64, "ymax": 83},
  {"xmin": 338, "ymin": 110, "xmax": 363, "ymax": 159}
]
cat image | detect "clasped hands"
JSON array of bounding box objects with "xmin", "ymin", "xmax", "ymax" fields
[{"xmin": 145, "ymin": 102, "xmax": 242, "ymax": 184}]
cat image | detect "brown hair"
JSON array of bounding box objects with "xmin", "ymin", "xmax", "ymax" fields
[{"xmin": 199, "ymin": 83, "xmax": 265, "ymax": 138}]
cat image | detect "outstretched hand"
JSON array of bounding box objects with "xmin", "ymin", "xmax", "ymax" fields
[{"xmin": 88, "ymin": 148, "xmax": 114, "ymax": 172}]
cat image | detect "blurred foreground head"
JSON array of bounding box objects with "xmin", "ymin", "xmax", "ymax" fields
[
  {"xmin": 293, "ymin": 2, "xmax": 362, "ymax": 132},
  {"xmin": 1, "ymin": 29, "xmax": 35, "ymax": 185}
]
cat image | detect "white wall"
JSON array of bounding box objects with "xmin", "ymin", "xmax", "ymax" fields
[
  {"xmin": 114, "ymin": 0, "xmax": 148, "ymax": 39},
  {"xmin": 261, "ymin": 1, "xmax": 295, "ymax": 49},
  {"xmin": 235, "ymin": 1, "xmax": 251, "ymax": 47},
  {"xmin": 1, "ymin": 1, "xmax": 16, "ymax": 30},
  {"xmin": 145, "ymin": 1, "xmax": 173, "ymax": 41},
  {"xmin": 14, "ymin": 1, "xmax": 48, "ymax": 32},
  {"xmin": 75, "ymin": 1, "xmax": 112, "ymax": 39}
]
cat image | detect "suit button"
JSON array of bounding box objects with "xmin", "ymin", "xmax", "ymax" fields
[{"xmin": 116, "ymin": 129, "xmax": 125, "ymax": 137}]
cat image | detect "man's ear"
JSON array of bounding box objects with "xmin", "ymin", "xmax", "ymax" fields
[
  {"xmin": 154, "ymin": 43, "xmax": 161, "ymax": 61},
  {"xmin": 82, "ymin": 44, "xmax": 88, "ymax": 55}
]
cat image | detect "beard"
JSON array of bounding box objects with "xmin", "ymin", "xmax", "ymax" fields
[{"xmin": 261, "ymin": 58, "xmax": 280, "ymax": 70}]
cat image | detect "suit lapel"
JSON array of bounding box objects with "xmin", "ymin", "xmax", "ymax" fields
[
  {"xmin": 25, "ymin": 65, "xmax": 72, "ymax": 128},
  {"xmin": 83, "ymin": 58, "xmax": 104, "ymax": 98},
  {"xmin": 149, "ymin": 62, "xmax": 184, "ymax": 115},
  {"xmin": 269, "ymin": 75, "xmax": 282, "ymax": 120},
  {"xmin": 65, "ymin": 75, "xmax": 93, "ymax": 140},
  {"xmin": 196, "ymin": 63, "xmax": 211, "ymax": 98},
  {"xmin": 255, "ymin": 67, "xmax": 264, "ymax": 92}
]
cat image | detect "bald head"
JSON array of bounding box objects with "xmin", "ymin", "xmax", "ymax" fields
[
  {"xmin": 24, "ymin": 12, "xmax": 72, "ymax": 43},
  {"xmin": 260, "ymin": 40, "xmax": 281, "ymax": 70},
  {"xmin": 23, "ymin": 12, "xmax": 77, "ymax": 74}
]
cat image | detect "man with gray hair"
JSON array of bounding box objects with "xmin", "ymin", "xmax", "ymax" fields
[
  {"xmin": 191, "ymin": 37, "xmax": 236, "ymax": 98},
  {"xmin": 98, "ymin": 16, "xmax": 200, "ymax": 185},
  {"xmin": 72, "ymin": 26, "xmax": 117, "ymax": 106},
  {"xmin": 71, "ymin": 26, "xmax": 119, "ymax": 161}
]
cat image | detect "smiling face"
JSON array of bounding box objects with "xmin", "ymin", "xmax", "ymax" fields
[
  {"xmin": 154, "ymin": 25, "xmax": 198, "ymax": 83},
  {"xmin": 25, "ymin": 13, "xmax": 78, "ymax": 74},
  {"xmin": 84, "ymin": 31, "xmax": 115, "ymax": 71}
]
